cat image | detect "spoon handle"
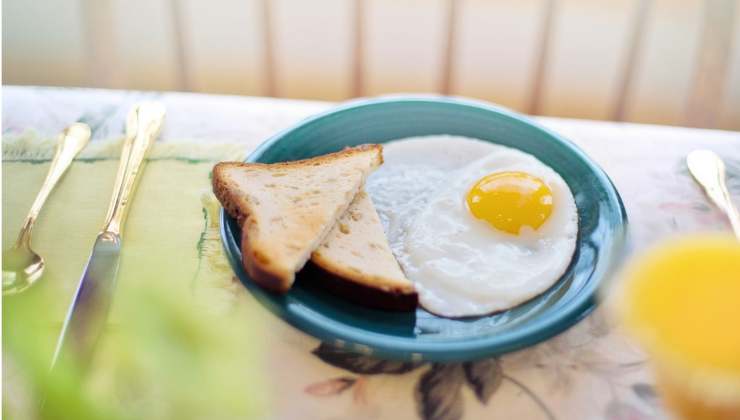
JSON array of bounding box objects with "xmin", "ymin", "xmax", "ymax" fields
[
  {"xmin": 687, "ymin": 149, "xmax": 740, "ymax": 239},
  {"xmin": 100, "ymin": 102, "xmax": 165, "ymax": 236},
  {"xmin": 15, "ymin": 123, "xmax": 91, "ymax": 247}
]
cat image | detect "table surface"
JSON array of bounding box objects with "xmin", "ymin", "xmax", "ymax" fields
[{"xmin": 3, "ymin": 85, "xmax": 740, "ymax": 420}]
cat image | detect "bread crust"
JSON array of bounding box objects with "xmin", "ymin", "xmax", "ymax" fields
[
  {"xmin": 298, "ymin": 261, "xmax": 418, "ymax": 311},
  {"xmin": 310, "ymin": 251, "xmax": 415, "ymax": 295},
  {"xmin": 217, "ymin": 144, "xmax": 382, "ymax": 173},
  {"xmin": 212, "ymin": 166, "xmax": 289, "ymax": 291},
  {"xmin": 212, "ymin": 145, "xmax": 383, "ymax": 293},
  {"xmin": 241, "ymin": 231, "xmax": 292, "ymax": 292}
]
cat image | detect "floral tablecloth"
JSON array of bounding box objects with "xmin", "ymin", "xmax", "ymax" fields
[{"xmin": 3, "ymin": 86, "xmax": 739, "ymax": 420}]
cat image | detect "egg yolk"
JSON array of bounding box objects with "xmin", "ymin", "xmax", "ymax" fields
[{"xmin": 466, "ymin": 171, "xmax": 553, "ymax": 234}]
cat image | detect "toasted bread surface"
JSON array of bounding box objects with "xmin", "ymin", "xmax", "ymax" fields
[
  {"xmin": 213, "ymin": 145, "xmax": 382, "ymax": 292},
  {"xmin": 311, "ymin": 190, "xmax": 416, "ymax": 302}
]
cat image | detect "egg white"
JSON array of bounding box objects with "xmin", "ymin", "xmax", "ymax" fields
[{"xmin": 366, "ymin": 136, "xmax": 578, "ymax": 318}]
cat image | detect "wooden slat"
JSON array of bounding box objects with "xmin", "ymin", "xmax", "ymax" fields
[
  {"xmin": 109, "ymin": 0, "xmax": 181, "ymax": 91},
  {"xmin": 260, "ymin": 0, "xmax": 277, "ymax": 97},
  {"xmin": 684, "ymin": 0, "xmax": 736, "ymax": 128},
  {"xmin": 81, "ymin": 0, "xmax": 118, "ymax": 88},
  {"xmin": 623, "ymin": 0, "xmax": 704, "ymax": 125},
  {"xmin": 2, "ymin": 0, "xmax": 88, "ymax": 87},
  {"xmin": 717, "ymin": 2, "xmax": 740, "ymax": 130},
  {"xmin": 270, "ymin": 0, "xmax": 354, "ymax": 100},
  {"xmin": 451, "ymin": 0, "xmax": 544, "ymax": 111},
  {"xmin": 178, "ymin": 0, "xmax": 264, "ymax": 95},
  {"xmin": 528, "ymin": 0, "xmax": 557, "ymax": 115},
  {"xmin": 612, "ymin": 0, "xmax": 652, "ymax": 121},
  {"xmin": 539, "ymin": 0, "xmax": 634, "ymax": 120},
  {"xmin": 439, "ymin": 0, "xmax": 459, "ymax": 95},
  {"xmin": 168, "ymin": 0, "xmax": 191, "ymax": 91},
  {"xmin": 363, "ymin": 0, "xmax": 449, "ymax": 95},
  {"xmin": 352, "ymin": 0, "xmax": 365, "ymax": 97}
]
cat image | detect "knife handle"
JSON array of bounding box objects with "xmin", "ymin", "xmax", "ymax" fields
[{"xmin": 102, "ymin": 102, "xmax": 165, "ymax": 236}]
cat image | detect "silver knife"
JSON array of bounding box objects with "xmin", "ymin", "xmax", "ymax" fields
[{"xmin": 51, "ymin": 102, "xmax": 166, "ymax": 370}]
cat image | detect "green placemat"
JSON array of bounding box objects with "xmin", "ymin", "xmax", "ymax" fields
[{"xmin": 3, "ymin": 133, "xmax": 267, "ymax": 419}]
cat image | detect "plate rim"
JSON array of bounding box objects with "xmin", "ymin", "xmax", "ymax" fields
[{"xmin": 219, "ymin": 95, "xmax": 628, "ymax": 361}]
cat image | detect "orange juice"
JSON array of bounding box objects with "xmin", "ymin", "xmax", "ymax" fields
[{"xmin": 617, "ymin": 235, "xmax": 740, "ymax": 419}]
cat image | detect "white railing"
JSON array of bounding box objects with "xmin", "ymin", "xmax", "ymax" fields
[{"xmin": 3, "ymin": 0, "xmax": 738, "ymax": 130}]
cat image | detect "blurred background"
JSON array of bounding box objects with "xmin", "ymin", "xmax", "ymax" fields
[{"xmin": 2, "ymin": 0, "xmax": 739, "ymax": 130}]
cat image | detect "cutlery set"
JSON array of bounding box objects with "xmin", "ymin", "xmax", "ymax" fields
[{"xmin": 3, "ymin": 102, "xmax": 166, "ymax": 371}]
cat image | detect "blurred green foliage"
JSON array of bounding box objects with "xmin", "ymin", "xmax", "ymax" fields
[{"xmin": 3, "ymin": 282, "xmax": 267, "ymax": 419}]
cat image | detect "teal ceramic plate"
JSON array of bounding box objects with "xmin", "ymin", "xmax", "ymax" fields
[{"xmin": 221, "ymin": 96, "xmax": 627, "ymax": 362}]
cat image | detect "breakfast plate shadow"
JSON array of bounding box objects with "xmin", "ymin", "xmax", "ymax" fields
[{"xmin": 220, "ymin": 96, "xmax": 628, "ymax": 362}]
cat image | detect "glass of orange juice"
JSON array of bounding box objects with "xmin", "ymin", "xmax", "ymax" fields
[{"xmin": 615, "ymin": 234, "xmax": 740, "ymax": 419}]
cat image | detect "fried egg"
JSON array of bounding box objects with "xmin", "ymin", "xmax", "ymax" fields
[{"xmin": 366, "ymin": 136, "xmax": 578, "ymax": 317}]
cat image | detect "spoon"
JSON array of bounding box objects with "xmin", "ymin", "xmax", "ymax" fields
[
  {"xmin": 686, "ymin": 149, "xmax": 740, "ymax": 239},
  {"xmin": 2, "ymin": 123, "xmax": 91, "ymax": 295}
]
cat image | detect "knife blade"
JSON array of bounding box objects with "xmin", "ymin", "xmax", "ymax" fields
[{"xmin": 51, "ymin": 102, "xmax": 165, "ymax": 371}]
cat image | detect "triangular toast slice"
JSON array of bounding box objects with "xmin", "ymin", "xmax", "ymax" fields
[
  {"xmin": 212, "ymin": 145, "xmax": 382, "ymax": 292},
  {"xmin": 309, "ymin": 190, "xmax": 417, "ymax": 310}
]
